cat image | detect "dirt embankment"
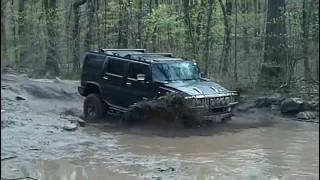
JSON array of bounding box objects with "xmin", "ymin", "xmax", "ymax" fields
[{"xmin": 1, "ymin": 74, "xmax": 85, "ymax": 158}]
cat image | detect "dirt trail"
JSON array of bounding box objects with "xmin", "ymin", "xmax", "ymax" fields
[{"xmin": 1, "ymin": 74, "xmax": 319, "ymax": 180}]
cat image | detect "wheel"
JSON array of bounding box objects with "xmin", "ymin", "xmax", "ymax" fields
[
  {"xmin": 221, "ymin": 116, "xmax": 232, "ymax": 123},
  {"xmin": 84, "ymin": 93, "xmax": 107, "ymax": 122}
]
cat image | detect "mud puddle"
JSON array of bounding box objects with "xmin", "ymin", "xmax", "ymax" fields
[{"xmin": 1, "ymin": 74, "xmax": 319, "ymax": 180}]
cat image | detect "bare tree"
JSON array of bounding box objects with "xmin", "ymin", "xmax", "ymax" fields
[
  {"xmin": 104, "ymin": 0, "xmax": 108, "ymax": 46},
  {"xmin": 118, "ymin": 0, "xmax": 129, "ymax": 48},
  {"xmin": 84, "ymin": 0, "xmax": 97, "ymax": 51},
  {"xmin": 204, "ymin": 0, "xmax": 214, "ymax": 75},
  {"xmin": 44, "ymin": 0, "xmax": 60, "ymax": 76},
  {"xmin": 1, "ymin": 0, "xmax": 7, "ymax": 65},
  {"xmin": 72, "ymin": 0, "xmax": 87, "ymax": 72},
  {"xmin": 302, "ymin": 0, "xmax": 312, "ymax": 82},
  {"xmin": 258, "ymin": 0, "xmax": 287, "ymax": 87},
  {"xmin": 137, "ymin": 0, "xmax": 143, "ymax": 48},
  {"xmin": 182, "ymin": 0, "xmax": 197, "ymax": 59},
  {"xmin": 218, "ymin": 0, "xmax": 232, "ymax": 74},
  {"xmin": 151, "ymin": 0, "xmax": 159, "ymax": 51},
  {"xmin": 234, "ymin": 0, "xmax": 238, "ymax": 82},
  {"xmin": 18, "ymin": 0, "xmax": 26, "ymax": 65}
]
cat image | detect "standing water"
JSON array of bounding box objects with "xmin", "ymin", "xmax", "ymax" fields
[{"xmin": 2, "ymin": 113, "xmax": 318, "ymax": 180}]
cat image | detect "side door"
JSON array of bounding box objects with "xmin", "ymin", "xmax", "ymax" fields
[
  {"xmin": 100, "ymin": 57, "xmax": 128, "ymax": 108},
  {"xmin": 124, "ymin": 62, "xmax": 155, "ymax": 107}
]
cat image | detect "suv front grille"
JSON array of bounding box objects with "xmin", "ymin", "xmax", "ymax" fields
[{"xmin": 187, "ymin": 96, "xmax": 234, "ymax": 108}]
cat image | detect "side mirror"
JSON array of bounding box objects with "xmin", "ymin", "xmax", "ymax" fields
[
  {"xmin": 200, "ymin": 72, "xmax": 206, "ymax": 78},
  {"xmin": 137, "ymin": 74, "xmax": 146, "ymax": 81}
]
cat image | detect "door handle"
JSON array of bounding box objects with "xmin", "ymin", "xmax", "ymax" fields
[
  {"xmin": 126, "ymin": 81, "xmax": 132, "ymax": 86},
  {"xmin": 103, "ymin": 76, "xmax": 108, "ymax": 80}
]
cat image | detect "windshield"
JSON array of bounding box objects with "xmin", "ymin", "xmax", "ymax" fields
[{"xmin": 152, "ymin": 62, "xmax": 200, "ymax": 81}]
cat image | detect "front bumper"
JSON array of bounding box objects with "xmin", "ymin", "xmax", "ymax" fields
[
  {"xmin": 190, "ymin": 102, "xmax": 238, "ymax": 122},
  {"xmin": 199, "ymin": 112, "xmax": 233, "ymax": 122}
]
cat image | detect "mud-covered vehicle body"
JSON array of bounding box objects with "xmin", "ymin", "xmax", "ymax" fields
[{"xmin": 78, "ymin": 49, "xmax": 238, "ymax": 122}]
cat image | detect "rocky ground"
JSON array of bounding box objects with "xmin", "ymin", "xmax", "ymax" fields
[
  {"xmin": 1, "ymin": 73, "xmax": 319, "ymax": 180},
  {"xmin": 237, "ymin": 93, "xmax": 319, "ymax": 123}
]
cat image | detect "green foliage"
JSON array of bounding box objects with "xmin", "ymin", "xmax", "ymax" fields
[
  {"xmin": 145, "ymin": 4, "xmax": 185, "ymax": 43},
  {"xmin": 0, "ymin": 0, "xmax": 318, "ymax": 91}
]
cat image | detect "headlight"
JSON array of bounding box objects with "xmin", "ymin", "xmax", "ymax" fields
[
  {"xmin": 230, "ymin": 96, "xmax": 235, "ymax": 103},
  {"xmin": 225, "ymin": 96, "xmax": 230, "ymax": 104}
]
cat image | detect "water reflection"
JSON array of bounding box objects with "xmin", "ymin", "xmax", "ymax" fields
[
  {"xmin": 22, "ymin": 160, "xmax": 141, "ymax": 180},
  {"xmin": 1, "ymin": 118, "xmax": 318, "ymax": 180}
]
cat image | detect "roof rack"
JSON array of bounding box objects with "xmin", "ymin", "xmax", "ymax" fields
[
  {"xmin": 92, "ymin": 49, "xmax": 184, "ymax": 63},
  {"xmin": 100, "ymin": 49, "xmax": 146, "ymax": 53},
  {"xmin": 125, "ymin": 53, "xmax": 173, "ymax": 58}
]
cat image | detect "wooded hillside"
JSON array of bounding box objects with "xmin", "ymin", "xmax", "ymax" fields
[{"xmin": 1, "ymin": 0, "xmax": 319, "ymax": 91}]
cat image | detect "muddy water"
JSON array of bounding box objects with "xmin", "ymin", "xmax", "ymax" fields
[
  {"xmin": 2, "ymin": 115, "xmax": 318, "ymax": 180},
  {"xmin": 116, "ymin": 116, "xmax": 319, "ymax": 179}
]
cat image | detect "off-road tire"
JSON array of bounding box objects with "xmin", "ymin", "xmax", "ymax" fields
[
  {"xmin": 84, "ymin": 93, "xmax": 107, "ymax": 122},
  {"xmin": 221, "ymin": 116, "xmax": 232, "ymax": 123}
]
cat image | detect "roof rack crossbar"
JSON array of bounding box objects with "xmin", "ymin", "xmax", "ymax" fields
[
  {"xmin": 126, "ymin": 53, "xmax": 173, "ymax": 57},
  {"xmin": 100, "ymin": 49, "xmax": 146, "ymax": 53}
]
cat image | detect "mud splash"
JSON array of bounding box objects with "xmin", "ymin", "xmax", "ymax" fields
[{"xmin": 123, "ymin": 94, "xmax": 199, "ymax": 128}]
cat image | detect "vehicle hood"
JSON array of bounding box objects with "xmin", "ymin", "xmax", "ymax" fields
[{"xmin": 161, "ymin": 80, "xmax": 232, "ymax": 96}]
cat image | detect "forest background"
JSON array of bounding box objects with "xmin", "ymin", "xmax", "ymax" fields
[{"xmin": 1, "ymin": 0, "xmax": 319, "ymax": 97}]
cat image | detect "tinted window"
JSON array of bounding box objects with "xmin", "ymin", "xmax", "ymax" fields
[
  {"xmin": 85, "ymin": 55, "xmax": 97, "ymax": 67},
  {"xmin": 152, "ymin": 62, "xmax": 200, "ymax": 81},
  {"xmin": 108, "ymin": 59, "xmax": 125, "ymax": 76},
  {"xmin": 84, "ymin": 54, "xmax": 105, "ymax": 69},
  {"xmin": 128, "ymin": 63, "xmax": 149, "ymax": 79}
]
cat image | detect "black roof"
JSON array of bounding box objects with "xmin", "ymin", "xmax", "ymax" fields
[{"xmin": 89, "ymin": 49, "xmax": 189, "ymax": 64}]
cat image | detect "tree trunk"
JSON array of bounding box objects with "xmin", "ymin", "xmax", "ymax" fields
[
  {"xmin": 10, "ymin": 0, "xmax": 18, "ymax": 64},
  {"xmin": 65, "ymin": 2, "xmax": 73, "ymax": 72},
  {"xmin": 1, "ymin": 0, "xmax": 7, "ymax": 67},
  {"xmin": 182, "ymin": 0, "xmax": 197, "ymax": 59},
  {"xmin": 143, "ymin": 0, "xmax": 152, "ymax": 49},
  {"xmin": 137, "ymin": 0, "xmax": 143, "ymax": 48},
  {"xmin": 234, "ymin": 0, "xmax": 238, "ymax": 82},
  {"xmin": 195, "ymin": 0, "xmax": 205, "ymax": 54},
  {"xmin": 241, "ymin": 0, "xmax": 249, "ymax": 54},
  {"xmin": 253, "ymin": 0, "xmax": 261, "ymax": 51},
  {"xmin": 204, "ymin": 0, "xmax": 214, "ymax": 76},
  {"xmin": 118, "ymin": 0, "xmax": 128, "ymax": 48},
  {"xmin": 302, "ymin": 0, "xmax": 312, "ymax": 82},
  {"xmin": 310, "ymin": 0, "xmax": 319, "ymax": 81},
  {"xmin": 84, "ymin": 0, "xmax": 95, "ymax": 51},
  {"xmin": 218, "ymin": 0, "xmax": 232, "ymax": 73},
  {"xmin": 44, "ymin": 0, "xmax": 60, "ymax": 76},
  {"xmin": 151, "ymin": 0, "xmax": 159, "ymax": 52},
  {"xmin": 104, "ymin": 0, "xmax": 108, "ymax": 47},
  {"xmin": 258, "ymin": 0, "xmax": 287, "ymax": 88},
  {"xmin": 95, "ymin": 1, "xmax": 101, "ymax": 49},
  {"xmin": 18, "ymin": 0, "xmax": 26, "ymax": 65},
  {"xmin": 72, "ymin": 0, "xmax": 87, "ymax": 72}
]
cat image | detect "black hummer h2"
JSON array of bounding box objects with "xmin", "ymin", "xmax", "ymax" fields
[{"xmin": 78, "ymin": 49, "xmax": 238, "ymax": 122}]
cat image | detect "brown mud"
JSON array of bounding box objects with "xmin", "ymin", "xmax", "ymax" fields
[{"xmin": 1, "ymin": 74, "xmax": 319, "ymax": 180}]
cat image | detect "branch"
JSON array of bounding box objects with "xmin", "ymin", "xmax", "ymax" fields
[
  {"xmin": 73, "ymin": 0, "xmax": 87, "ymax": 10},
  {"xmin": 1, "ymin": 156, "xmax": 17, "ymax": 161},
  {"xmin": 1, "ymin": 177, "xmax": 37, "ymax": 180}
]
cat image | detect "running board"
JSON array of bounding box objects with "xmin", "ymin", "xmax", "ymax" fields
[{"xmin": 109, "ymin": 106, "xmax": 128, "ymax": 113}]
